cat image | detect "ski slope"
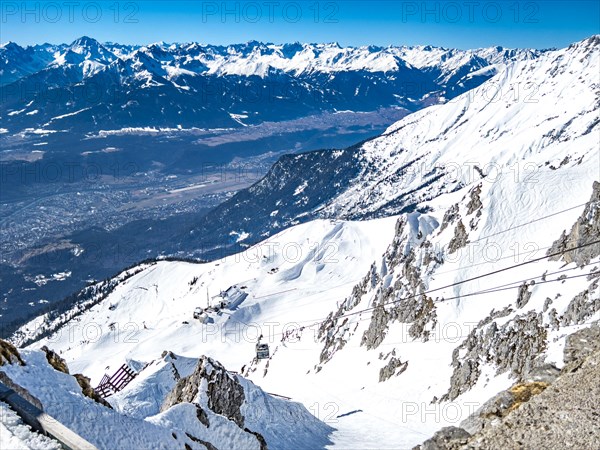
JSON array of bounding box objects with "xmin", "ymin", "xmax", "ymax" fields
[{"xmin": 6, "ymin": 35, "xmax": 600, "ymax": 449}]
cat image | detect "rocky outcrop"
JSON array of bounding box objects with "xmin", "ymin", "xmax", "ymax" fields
[
  {"xmin": 420, "ymin": 324, "xmax": 600, "ymax": 450},
  {"xmin": 379, "ymin": 355, "xmax": 408, "ymax": 382},
  {"xmin": 185, "ymin": 433, "xmax": 219, "ymax": 450},
  {"xmin": 465, "ymin": 184, "xmax": 483, "ymax": 217},
  {"xmin": 40, "ymin": 345, "xmax": 111, "ymax": 408},
  {"xmin": 547, "ymin": 181, "xmax": 600, "ymax": 266},
  {"xmin": 562, "ymin": 324, "xmax": 600, "ymax": 372},
  {"xmin": 318, "ymin": 263, "xmax": 378, "ymax": 363},
  {"xmin": 448, "ymin": 220, "xmax": 468, "ymax": 254},
  {"xmin": 41, "ymin": 346, "xmax": 69, "ymax": 373},
  {"xmin": 443, "ymin": 311, "xmax": 547, "ymax": 401},
  {"xmin": 559, "ymin": 277, "xmax": 600, "ymax": 326},
  {"xmin": 460, "ymin": 381, "xmax": 549, "ymax": 435},
  {"xmin": 0, "ymin": 339, "xmax": 25, "ymax": 366},
  {"xmin": 439, "ymin": 204, "xmax": 460, "ymax": 233},
  {"xmin": 74, "ymin": 374, "xmax": 113, "ymax": 409},
  {"xmin": 515, "ymin": 283, "xmax": 532, "ymax": 309},
  {"xmin": 162, "ymin": 356, "xmax": 272, "ymax": 449},
  {"xmin": 463, "ymin": 348, "xmax": 600, "ymax": 449},
  {"xmin": 417, "ymin": 427, "xmax": 471, "ymax": 450},
  {"xmin": 162, "ymin": 356, "xmax": 246, "ymax": 428},
  {"xmin": 319, "ymin": 215, "xmax": 441, "ymax": 368}
]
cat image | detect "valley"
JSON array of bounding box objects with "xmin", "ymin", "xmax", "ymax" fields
[{"xmin": 0, "ymin": 18, "xmax": 598, "ymax": 450}]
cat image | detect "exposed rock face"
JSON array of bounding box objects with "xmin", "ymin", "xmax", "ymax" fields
[
  {"xmin": 362, "ymin": 302, "xmax": 392, "ymax": 350},
  {"xmin": 318, "ymin": 263, "xmax": 377, "ymax": 363},
  {"xmin": 459, "ymin": 390, "xmax": 515, "ymax": 434},
  {"xmin": 522, "ymin": 364, "xmax": 561, "ymax": 384},
  {"xmin": 0, "ymin": 339, "xmax": 25, "ymax": 366},
  {"xmin": 379, "ymin": 357, "xmax": 408, "ymax": 382},
  {"xmin": 515, "ymin": 283, "xmax": 532, "ymax": 309},
  {"xmin": 162, "ymin": 356, "xmax": 246, "ymax": 428},
  {"xmin": 73, "ymin": 374, "xmax": 113, "ymax": 409},
  {"xmin": 422, "ymin": 324, "xmax": 600, "ymax": 450},
  {"xmin": 563, "ymin": 324, "xmax": 600, "ymax": 371},
  {"xmin": 40, "ymin": 345, "xmax": 112, "ymax": 408},
  {"xmin": 548, "ymin": 181, "xmax": 600, "ymax": 266},
  {"xmin": 41, "ymin": 346, "xmax": 69, "ymax": 373},
  {"xmin": 417, "ymin": 426, "xmax": 471, "ymax": 450},
  {"xmin": 462, "ymin": 349, "xmax": 600, "ymax": 449},
  {"xmin": 559, "ymin": 276, "xmax": 600, "ymax": 326},
  {"xmin": 162, "ymin": 356, "xmax": 272, "ymax": 449},
  {"xmin": 185, "ymin": 432, "xmax": 218, "ymax": 450},
  {"xmin": 465, "ymin": 184, "xmax": 483, "ymax": 217},
  {"xmin": 439, "ymin": 204, "xmax": 459, "ymax": 233},
  {"xmin": 319, "ymin": 215, "xmax": 441, "ymax": 368},
  {"xmin": 243, "ymin": 428, "xmax": 268, "ymax": 450},
  {"xmin": 448, "ymin": 220, "xmax": 468, "ymax": 254},
  {"xmin": 195, "ymin": 404, "xmax": 210, "ymax": 428},
  {"xmin": 443, "ymin": 311, "xmax": 547, "ymax": 401}
]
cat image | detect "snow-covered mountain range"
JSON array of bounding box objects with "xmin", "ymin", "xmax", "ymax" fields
[
  {"xmin": 181, "ymin": 35, "xmax": 598, "ymax": 256},
  {"xmin": 0, "ymin": 37, "xmax": 542, "ymax": 132},
  {"xmin": 2, "ymin": 35, "xmax": 599, "ymax": 449}
]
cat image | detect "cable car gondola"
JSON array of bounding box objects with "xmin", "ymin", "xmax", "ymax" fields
[{"xmin": 256, "ymin": 342, "xmax": 270, "ymax": 359}]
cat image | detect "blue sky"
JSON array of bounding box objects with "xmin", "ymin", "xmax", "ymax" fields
[{"xmin": 1, "ymin": 1, "xmax": 598, "ymax": 49}]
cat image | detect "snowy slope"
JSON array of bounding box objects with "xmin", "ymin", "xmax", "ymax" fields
[
  {"xmin": 0, "ymin": 348, "xmax": 332, "ymax": 450},
  {"xmin": 186, "ymin": 35, "xmax": 598, "ymax": 250},
  {"xmin": 15, "ymin": 218, "xmax": 398, "ymax": 377},
  {"xmin": 319, "ymin": 35, "xmax": 599, "ymax": 219},
  {"xmin": 6, "ymin": 36, "xmax": 600, "ymax": 449},
  {"xmin": 0, "ymin": 401, "xmax": 61, "ymax": 450}
]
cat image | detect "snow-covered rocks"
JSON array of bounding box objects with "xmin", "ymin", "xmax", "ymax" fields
[{"xmin": 0, "ymin": 347, "xmax": 332, "ymax": 450}]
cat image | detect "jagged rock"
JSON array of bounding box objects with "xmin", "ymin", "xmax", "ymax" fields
[
  {"xmin": 515, "ymin": 283, "xmax": 532, "ymax": 309},
  {"xmin": 40, "ymin": 346, "xmax": 112, "ymax": 408},
  {"xmin": 323, "ymin": 215, "xmax": 439, "ymax": 361},
  {"xmin": 443, "ymin": 356, "xmax": 481, "ymax": 402},
  {"xmin": 408, "ymin": 296, "xmax": 437, "ymax": 340},
  {"xmin": 244, "ymin": 428, "xmax": 268, "ymax": 450},
  {"xmin": 379, "ymin": 357, "xmax": 408, "ymax": 382},
  {"xmin": 73, "ymin": 373, "xmax": 113, "ymax": 409},
  {"xmin": 443, "ymin": 312, "xmax": 547, "ymax": 401},
  {"xmin": 0, "ymin": 339, "xmax": 25, "ymax": 366},
  {"xmin": 185, "ymin": 432, "xmax": 218, "ymax": 450},
  {"xmin": 523, "ymin": 363, "xmax": 560, "ymax": 384},
  {"xmin": 439, "ymin": 204, "xmax": 460, "ymax": 233},
  {"xmin": 559, "ymin": 279, "xmax": 600, "ymax": 326},
  {"xmin": 547, "ymin": 181, "xmax": 600, "ymax": 266},
  {"xmin": 466, "ymin": 184, "xmax": 483, "ymax": 216},
  {"xmin": 318, "ymin": 264, "xmax": 377, "ymax": 362},
  {"xmin": 162, "ymin": 356, "xmax": 246, "ymax": 428},
  {"xmin": 563, "ymin": 324, "xmax": 600, "ymax": 372},
  {"xmin": 460, "ymin": 390, "xmax": 514, "ymax": 434},
  {"xmin": 417, "ymin": 426, "xmax": 471, "ymax": 450},
  {"xmin": 460, "ymin": 381, "xmax": 548, "ymax": 435},
  {"xmin": 41, "ymin": 346, "xmax": 69, "ymax": 374},
  {"xmin": 461, "ymin": 350, "xmax": 600, "ymax": 449},
  {"xmin": 362, "ymin": 304, "xmax": 391, "ymax": 350},
  {"xmin": 195, "ymin": 404, "xmax": 210, "ymax": 428},
  {"xmin": 448, "ymin": 220, "xmax": 468, "ymax": 254}
]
